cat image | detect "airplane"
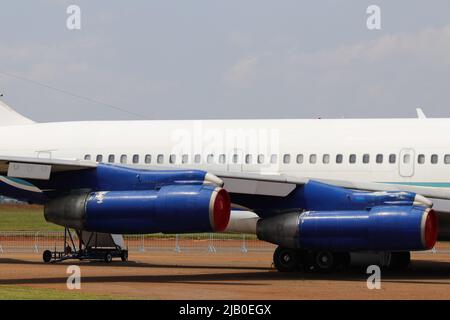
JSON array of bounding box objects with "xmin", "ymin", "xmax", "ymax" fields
[{"xmin": 0, "ymin": 99, "xmax": 449, "ymax": 272}]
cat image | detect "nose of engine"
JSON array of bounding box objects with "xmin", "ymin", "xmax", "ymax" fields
[
  {"xmin": 209, "ymin": 188, "xmax": 231, "ymax": 232},
  {"xmin": 422, "ymin": 208, "xmax": 438, "ymax": 250},
  {"xmin": 414, "ymin": 194, "xmax": 433, "ymax": 207}
]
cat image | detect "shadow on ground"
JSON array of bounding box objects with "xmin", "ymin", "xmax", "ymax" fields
[{"xmin": 0, "ymin": 257, "xmax": 449, "ymax": 286}]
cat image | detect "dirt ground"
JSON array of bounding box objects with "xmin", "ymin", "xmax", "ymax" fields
[{"xmin": 0, "ymin": 250, "xmax": 450, "ymax": 300}]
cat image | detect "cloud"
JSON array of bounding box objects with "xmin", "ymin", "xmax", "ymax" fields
[
  {"xmin": 292, "ymin": 23, "xmax": 450, "ymax": 69},
  {"xmin": 224, "ymin": 55, "xmax": 260, "ymax": 88},
  {"xmin": 217, "ymin": 23, "xmax": 450, "ymax": 118}
]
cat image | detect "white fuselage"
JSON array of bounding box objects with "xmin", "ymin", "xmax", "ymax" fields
[{"xmin": 2, "ymin": 118, "xmax": 450, "ymax": 187}]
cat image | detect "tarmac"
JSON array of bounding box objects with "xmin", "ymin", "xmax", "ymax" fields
[{"xmin": 0, "ymin": 249, "xmax": 450, "ymax": 299}]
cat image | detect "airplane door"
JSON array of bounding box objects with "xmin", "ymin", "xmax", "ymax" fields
[{"xmin": 399, "ymin": 148, "xmax": 415, "ymax": 177}]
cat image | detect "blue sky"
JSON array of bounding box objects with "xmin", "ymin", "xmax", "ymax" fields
[{"xmin": 1, "ymin": 1, "xmax": 450, "ymax": 121}]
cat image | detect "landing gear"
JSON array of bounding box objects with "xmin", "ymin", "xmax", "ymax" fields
[
  {"xmin": 388, "ymin": 251, "xmax": 411, "ymax": 271},
  {"xmin": 272, "ymin": 246, "xmax": 411, "ymax": 273},
  {"xmin": 273, "ymin": 246, "xmax": 301, "ymax": 272},
  {"xmin": 304, "ymin": 251, "xmax": 350, "ymax": 273},
  {"xmin": 273, "ymin": 246, "xmax": 350, "ymax": 273}
]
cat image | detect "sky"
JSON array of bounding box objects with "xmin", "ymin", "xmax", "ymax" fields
[{"xmin": 1, "ymin": 1, "xmax": 450, "ymax": 121}]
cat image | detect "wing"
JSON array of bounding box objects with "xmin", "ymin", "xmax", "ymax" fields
[
  {"xmin": 216, "ymin": 171, "xmax": 450, "ymax": 241},
  {"xmin": 216, "ymin": 171, "xmax": 450, "ymax": 200},
  {"xmin": 0, "ymin": 155, "xmax": 97, "ymax": 179}
]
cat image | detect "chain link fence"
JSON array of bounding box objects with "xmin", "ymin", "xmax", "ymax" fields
[
  {"xmin": 0, "ymin": 231, "xmax": 277, "ymax": 254},
  {"xmin": 0, "ymin": 231, "xmax": 449, "ymax": 254}
]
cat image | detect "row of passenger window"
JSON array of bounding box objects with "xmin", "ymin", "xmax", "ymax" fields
[{"xmin": 84, "ymin": 153, "xmax": 450, "ymax": 165}]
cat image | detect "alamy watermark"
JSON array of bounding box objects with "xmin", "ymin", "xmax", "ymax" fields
[
  {"xmin": 66, "ymin": 265, "xmax": 81, "ymax": 290},
  {"xmin": 366, "ymin": 5, "xmax": 381, "ymax": 30},
  {"xmin": 66, "ymin": 5, "xmax": 81, "ymax": 30},
  {"xmin": 366, "ymin": 265, "xmax": 381, "ymax": 289},
  {"xmin": 169, "ymin": 121, "xmax": 281, "ymax": 173}
]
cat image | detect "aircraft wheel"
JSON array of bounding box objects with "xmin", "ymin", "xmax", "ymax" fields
[
  {"xmin": 388, "ymin": 251, "xmax": 411, "ymax": 271},
  {"xmin": 43, "ymin": 250, "xmax": 52, "ymax": 263},
  {"xmin": 273, "ymin": 246, "xmax": 300, "ymax": 272},
  {"xmin": 334, "ymin": 252, "xmax": 351, "ymax": 270},
  {"xmin": 121, "ymin": 250, "xmax": 128, "ymax": 262},
  {"xmin": 304, "ymin": 250, "xmax": 338, "ymax": 273},
  {"xmin": 314, "ymin": 250, "xmax": 337, "ymax": 273},
  {"xmin": 104, "ymin": 253, "xmax": 113, "ymax": 263}
]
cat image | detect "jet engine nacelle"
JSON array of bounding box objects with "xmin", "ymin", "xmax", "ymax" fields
[
  {"xmin": 44, "ymin": 185, "xmax": 230, "ymax": 234},
  {"xmin": 257, "ymin": 206, "xmax": 437, "ymax": 251}
]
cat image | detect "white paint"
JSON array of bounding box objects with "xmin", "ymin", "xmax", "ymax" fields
[
  {"xmin": 2, "ymin": 105, "xmax": 450, "ymax": 199},
  {"xmin": 0, "ymin": 100, "xmax": 34, "ymax": 126},
  {"xmin": 7, "ymin": 162, "xmax": 51, "ymax": 180}
]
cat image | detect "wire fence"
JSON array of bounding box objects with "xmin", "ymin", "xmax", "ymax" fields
[
  {"xmin": 0, "ymin": 231, "xmax": 277, "ymax": 254},
  {"xmin": 0, "ymin": 232, "xmax": 449, "ymax": 254}
]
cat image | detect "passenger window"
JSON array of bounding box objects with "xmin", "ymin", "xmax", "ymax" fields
[
  {"xmin": 310, "ymin": 154, "xmax": 317, "ymax": 164},
  {"xmin": 84, "ymin": 154, "xmax": 91, "ymax": 161},
  {"xmin": 362, "ymin": 154, "xmax": 370, "ymax": 164},
  {"xmin": 431, "ymin": 154, "xmax": 438, "ymax": 164},
  {"xmin": 194, "ymin": 154, "xmax": 201, "ymax": 164},
  {"xmin": 445, "ymin": 155, "xmax": 450, "ymax": 164},
  {"xmin": 257, "ymin": 154, "xmax": 265, "ymax": 164},
  {"xmin": 403, "ymin": 154, "xmax": 410, "ymax": 164},
  {"xmin": 207, "ymin": 154, "xmax": 214, "ymax": 164},
  {"xmin": 323, "ymin": 154, "xmax": 330, "ymax": 164},
  {"xmin": 283, "ymin": 154, "xmax": 291, "ymax": 164},
  {"xmin": 96, "ymin": 155, "xmax": 103, "ymax": 162},
  {"xmin": 145, "ymin": 155, "xmax": 151, "ymax": 164},
  {"xmin": 349, "ymin": 154, "xmax": 356, "ymax": 164},
  {"xmin": 389, "ymin": 154, "xmax": 396, "ymax": 164},
  {"xmin": 336, "ymin": 154, "xmax": 343, "ymax": 164},
  {"xmin": 108, "ymin": 155, "xmax": 115, "ymax": 163},
  {"xmin": 417, "ymin": 154, "xmax": 425, "ymax": 164},
  {"xmin": 120, "ymin": 155, "xmax": 127, "ymax": 164},
  {"xmin": 270, "ymin": 154, "xmax": 278, "ymax": 164},
  {"xmin": 182, "ymin": 154, "xmax": 189, "ymax": 164},
  {"xmin": 157, "ymin": 154, "xmax": 164, "ymax": 164},
  {"xmin": 132, "ymin": 154, "xmax": 139, "ymax": 164},
  {"xmin": 219, "ymin": 154, "xmax": 226, "ymax": 164},
  {"xmin": 296, "ymin": 154, "xmax": 303, "ymax": 164},
  {"xmin": 245, "ymin": 154, "xmax": 252, "ymax": 164},
  {"xmin": 376, "ymin": 154, "xmax": 383, "ymax": 164},
  {"xmin": 169, "ymin": 154, "xmax": 176, "ymax": 164},
  {"xmin": 233, "ymin": 154, "xmax": 239, "ymax": 164}
]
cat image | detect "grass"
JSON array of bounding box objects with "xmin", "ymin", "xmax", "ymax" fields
[
  {"xmin": 0, "ymin": 205, "xmax": 62, "ymax": 231},
  {"xmin": 0, "ymin": 285, "xmax": 132, "ymax": 300}
]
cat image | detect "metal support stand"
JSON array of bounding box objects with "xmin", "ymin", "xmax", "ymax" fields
[
  {"xmin": 139, "ymin": 235, "xmax": 145, "ymax": 252},
  {"xmin": 174, "ymin": 234, "xmax": 181, "ymax": 253},
  {"xmin": 207, "ymin": 234, "xmax": 216, "ymax": 253},
  {"xmin": 42, "ymin": 227, "xmax": 128, "ymax": 263},
  {"xmin": 241, "ymin": 234, "xmax": 248, "ymax": 253}
]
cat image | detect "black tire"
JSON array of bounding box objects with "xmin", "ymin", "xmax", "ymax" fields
[
  {"xmin": 388, "ymin": 251, "xmax": 411, "ymax": 271},
  {"xmin": 314, "ymin": 250, "xmax": 337, "ymax": 273},
  {"xmin": 121, "ymin": 250, "xmax": 128, "ymax": 262},
  {"xmin": 273, "ymin": 246, "xmax": 300, "ymax": 272},
  {"xmin": 334, "ymin": 252, "xmax": 351, "ymax": 270},
  {"xmin": 43, "ymin": 250, "xmax": 52, "ymax": 263},
  {"xmin": 104, "ymin": 253, "xmax": 113, "ymax": 263},
  {"xmin": 304, "ymin": 250, "xmax": 338, "ymax": 273}
]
